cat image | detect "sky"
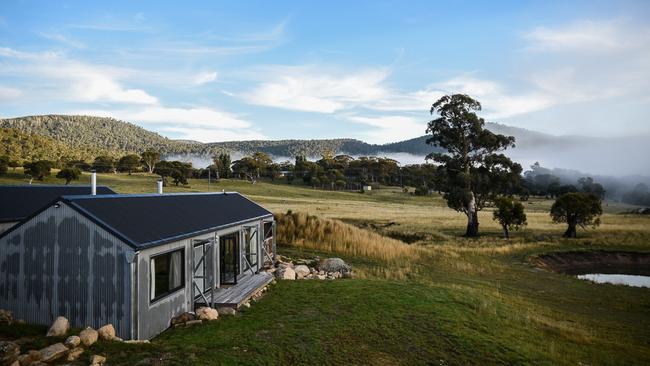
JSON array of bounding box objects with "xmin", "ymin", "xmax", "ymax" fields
[{"xmin": 0, "ymin": 0, "xmax": 649, "ymax": 144}]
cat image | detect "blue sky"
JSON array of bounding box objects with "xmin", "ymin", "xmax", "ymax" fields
[{"xmin": 0, "ymin": 0, "xmax": 649, "ymax": 143}]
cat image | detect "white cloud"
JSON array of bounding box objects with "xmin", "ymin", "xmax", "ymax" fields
[
  {"xmin": 71, "ymin": 105, "xmax": 257, "ymax": 143},
  {"xmin": 345, "ymin": 114, "xmax": 425, "ymax": 144},
  {"xmin": 242, "ymin": 66, "xmax": 390, "ymax": 113},
  {"xmin": 193, "ymin": 71, "xmax": 218, "ymax": 85},
  {"xmin": 158, "ymin": 126, "xmax": 266, "ymax": 142},
  {"xmin": 524, "ymin": 19, "xmax": 649, "ymax": 52},
  {"xmin": 0, "ymin": 86, "xmax": 22, "ymax": 101},
  {"xmin": 0, "ymin": 47, "xmax": 157, "ymax": 104},
  {"xmin": 432, "ymin": 76, "xmax": 556, "ymax": 119}
]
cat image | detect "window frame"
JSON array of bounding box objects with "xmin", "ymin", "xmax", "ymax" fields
[{"xmin": 149, "ymin": 248, "xmax": 185, "ymax": 304}]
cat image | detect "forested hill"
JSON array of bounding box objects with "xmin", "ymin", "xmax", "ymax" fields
[
  {"xmin": 0, "ymin": 115, "xmax": 196, "ymax": 155},
  {"xmin": 1, "ymin": 114, "xmax": 542, "ymax": 158}
]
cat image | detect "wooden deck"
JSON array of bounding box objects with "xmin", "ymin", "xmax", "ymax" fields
[{"xmin": 196, "ymin": 272, "xmax": 274, "ymax": 309}]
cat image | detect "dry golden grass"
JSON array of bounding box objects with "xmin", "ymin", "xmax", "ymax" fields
[{"xmin": 274, "ymin": 211, "xmax": 432, "ymax": 263}]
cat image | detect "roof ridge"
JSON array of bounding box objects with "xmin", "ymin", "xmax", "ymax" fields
[{"xmin": 62, "ymin": 191, "xmax": 241, "ymax": 200}]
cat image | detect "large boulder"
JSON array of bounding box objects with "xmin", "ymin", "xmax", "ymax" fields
[
  {"xmin": 319, "ymin": 258, "xmax": 351, "ymax": 274},
  {"xmin": 0, "ymin": 341, "xmax": 20, "ymax": 365},
  {"xmin": 97, "ymin": 324, "xmax": 116, "ymax": 341},
  {"xmin": 64, "ymin": 335, "xmax": 81, "ymax": 349},
  {"xmin": 196, "ymin": 307, "xmax": 219, "ymax": 321},
  {"xmin": 79, "ymin": 327, "xmax": 98, "ymax": 347},
  {"xmin": 38, "ymin": 343, "xmax": 68, "ymax": 363},
  {"xmin": 294, "ymin": 265, "xmax": 310, "ymax": 279},
  {"xmin": 46, "ymin": 316, "xmax": 69, "ymax": 337},
  {"xmin": 276, "ymin": 267, "xmax": 296, "ymax": 280}
]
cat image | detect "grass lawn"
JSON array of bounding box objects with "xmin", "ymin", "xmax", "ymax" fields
[{"xmin": 1, "ymin": 170, "xmax": 649, "ymax": 365}]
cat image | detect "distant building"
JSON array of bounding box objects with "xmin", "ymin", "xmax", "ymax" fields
[
  {"xmin": 0, "ymin": 192, "xmax": 275, "ymax": 340},
  {"xmin": 0, "ymin": 185, "xmax": 115, "ymax": 234},
  {"xmin": 362, "ymin": 185, "xmax": 372, "ymax": 192}
]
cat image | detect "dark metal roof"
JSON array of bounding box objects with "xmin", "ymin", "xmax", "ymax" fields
[
  {"xmin": 0, "ymin": 185, "xmax": 116, "ymax": 222},
  {"xmin": 62, "ymin": 192, "xmax": 273, "ymax": 249}
]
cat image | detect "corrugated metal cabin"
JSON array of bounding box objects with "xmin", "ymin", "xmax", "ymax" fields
[
  {"xmin": 0, "ymin": 185, "xmax": 116, "ymax": 233},
  {"xmin": 0, "ymin": 192, "xmax": 276, "ymax": 340}
]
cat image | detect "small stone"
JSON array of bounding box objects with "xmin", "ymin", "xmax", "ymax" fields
[
  {"xmin": 64, "ymin": 335, "xmax": 80, "ymax": 349},
  {"xmin": 46, "ymin": 316, "xmax": 69, "ymax": 337},
  {"xmin": 38, "ymin": 343, "xmax": 68, "ymax": 363},
  {"xmin": 18, "ymin": 352, "xmax": 37, "ymax": 366},
  {"xmin": 8, "ymin": 360, "xmax": 19, "ymax": 366},
  {"xmin": 0, "ymin": 341, "xmax": 20, "ymax": 365},
  {"xmin": 316, "ymin": 275, "xmax": 326, "ymax": 280},
  {"xmin": 89, "ymin": 354, "xmax": 106, "ymax": 366},
  {"xmin": 124, "ymin": 340, "xmax": 150, "ymax": 344},
  {"xmin": 242, "ymin": 302, "xmax": 251, "ymax": 308},
  {"xmin": 184, "ymin": 320, "xmax": 203, "ymax": 327},
  {"xmin": 97, "ymin": 324, "xmax": 116, "ymax": 341},
  {"xmin": 0, "ymin": 309, "xmax": 13, "ymax": 325},
  {"xmin": 171, "ymin": 312, "xmax": 196, "ymax": 326},
  {"xmin": 196, "ymin": 307, "xmax": 219, "ymax": 321},
  {"xmin": 66, "ymin": 347, "xmax": 83, "ymax": 361},
  {"xmin": 78, "ymin": 327, "xmax": 98, "ymax": 347},
  {"xmin": 217, "ymin": 307, "xmax": 236, "ymax": 316}
]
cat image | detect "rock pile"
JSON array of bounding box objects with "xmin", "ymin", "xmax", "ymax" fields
[
  {"xmin": 267, "ymin": 256, "xmax": 353, "ymax": 280},
  {"xmin": 171, "ymin": 307, "xmax": 222, "ymax": 328},
  {"xmin": 0, "ymin": 313, "xmax": 122, "ymax": 366}
]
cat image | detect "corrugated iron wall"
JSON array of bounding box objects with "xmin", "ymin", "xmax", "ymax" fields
[{"xmin": 0, "ymin": 203, "xmax": 133, "ymax": 338}]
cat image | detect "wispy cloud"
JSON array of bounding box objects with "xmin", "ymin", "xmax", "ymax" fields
[
  {"xmin": 242, "ymin": 65, "xmax": 390, "ymax": 113},
  {"xmin": 38, "ymin": 32, "xmax": 85, "ymax": 48},
  {"xmin": 0, "ymin": 46, "xmax": 157, "ymax": 104},
  {"xmin": 193, "ymin": 71, "xmax": 218, "ymax": 85},
  {"xmin": 524, "ymin": 19, "xmax": 649, "ymax": 52}
]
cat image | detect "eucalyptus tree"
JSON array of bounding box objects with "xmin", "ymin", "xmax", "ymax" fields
[{"xmin": 426, "ymin": 94, "xmax": 520, "ymax": 237}]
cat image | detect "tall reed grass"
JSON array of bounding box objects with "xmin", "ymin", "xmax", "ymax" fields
[{"xmin": 275, "ymin": 211, "xmax": 426, "ymax": 263}]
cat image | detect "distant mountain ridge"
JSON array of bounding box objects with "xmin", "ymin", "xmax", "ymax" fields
[{"xmin": 0, "ymin": 114, "xmax": 445, "ymax": 157}]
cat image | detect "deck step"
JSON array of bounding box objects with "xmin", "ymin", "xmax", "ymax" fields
[{"xmin": 195, "ymin": 272, "xmax": 273, "ymax": 309}]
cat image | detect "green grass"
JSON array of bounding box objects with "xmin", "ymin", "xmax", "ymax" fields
[{"xmin": 1, "ymin": 170, "xmax": 649, "ymax": 365}]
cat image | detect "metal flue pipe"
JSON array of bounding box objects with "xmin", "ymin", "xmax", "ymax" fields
[{"xmin": 91, "ymin": 171, "xmax": 97, "ymax": 196}]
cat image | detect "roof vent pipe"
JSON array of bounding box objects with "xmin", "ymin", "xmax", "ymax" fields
[
  {"xmin": 157, "ymin": 180, "xmax": 163, "ymax": 194},
  {"xmin": 91, "ymin": 171, "xmax": 97, "ymax": 196}
]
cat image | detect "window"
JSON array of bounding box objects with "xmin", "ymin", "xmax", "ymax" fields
[{"xmin": 150, "ymin": 249, "xmax": 184, "ymax": 302}]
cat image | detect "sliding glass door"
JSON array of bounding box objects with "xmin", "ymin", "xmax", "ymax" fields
[{"xmin": 219, "ymin": 232, "xmax": 239, "ymax": 285}]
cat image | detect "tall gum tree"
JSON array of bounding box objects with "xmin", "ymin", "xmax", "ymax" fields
[{"xmin": 426, "ymin": 94, "xmax": 520, "ymax": 237}]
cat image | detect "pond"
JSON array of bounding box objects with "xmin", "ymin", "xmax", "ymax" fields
[
  {"xmin": 576, "ymin": 273, "xmax": 650, "ymax": 288},
  {"xmin": 535, "ymin": 250, "xmax": 650, "ymax": 289}
]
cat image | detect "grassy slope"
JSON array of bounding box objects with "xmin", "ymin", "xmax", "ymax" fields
[{"xmin": 1, "ymin": 170, "xmax": 649, "ymax": 365}]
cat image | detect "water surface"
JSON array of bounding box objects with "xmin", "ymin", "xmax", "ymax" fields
[{"xmin": 577, "ymin": 273, "xmax": 650, "ymax": 288}]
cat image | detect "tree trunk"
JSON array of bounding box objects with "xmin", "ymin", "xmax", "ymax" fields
[
  {"xmin": 563, "ymin": 222, "xmax": 577, "ymax": 238},
  {"xmin": 465, "ymin": 192, "xmax": 479, "ymax": 237},
  {"xmin": 502, "ymin": 226, "xmax": 509, "ymax": 239}
]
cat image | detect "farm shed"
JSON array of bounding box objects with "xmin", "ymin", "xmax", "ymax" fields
[
  {"xmin": 0, "ymin": 185, "xmax": 116, "ymax": 234},
  {"xmin": 0, "ymin": 192, "xmax": 276, "ymax": 340}
]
